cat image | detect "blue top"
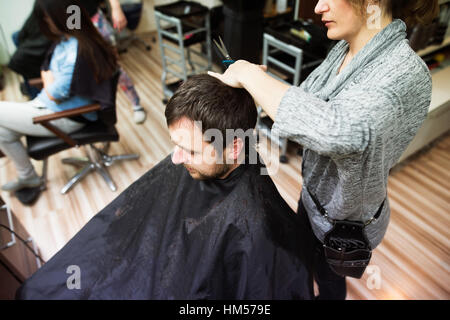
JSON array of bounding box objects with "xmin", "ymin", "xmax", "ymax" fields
[{"xmin": 37, "ymin": 37, "xmax": 97, "ymax": 121}]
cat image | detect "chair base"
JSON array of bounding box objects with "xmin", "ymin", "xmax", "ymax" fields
[
  {"xmin": 60, "ymin": 143, "xmax": 139, "ymax": 194},
  {"xmin": 116, "ymin": 30, "xmax": 153, "ymax": 53}
]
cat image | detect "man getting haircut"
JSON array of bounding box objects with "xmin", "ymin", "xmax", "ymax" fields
[{"xmin": 17, "ymin": 75, "xmax": 313, "ymax": 299}]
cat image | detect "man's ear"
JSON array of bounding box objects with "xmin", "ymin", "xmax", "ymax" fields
[{"xmin": 225, "ymin": 138, "xmax": 244, "ymax": 163}]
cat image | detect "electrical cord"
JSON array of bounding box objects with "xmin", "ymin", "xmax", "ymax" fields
[{"xmin": 0, "ymin": 223, "xmax": 45, "ymax": 264}]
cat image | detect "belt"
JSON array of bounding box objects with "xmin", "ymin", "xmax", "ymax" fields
[{"xmin": 306, "ymin": 186, "xmax": 385, "ymax": 226}]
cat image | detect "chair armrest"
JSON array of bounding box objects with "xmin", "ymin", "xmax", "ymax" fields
[
  {"xmin": 32, "ymin": 104, "xmax": 101, "ymax": 147},
  {"xmin": 28, "ymin": 78, "xmax": 44, "ymax": 90},
  {"xmin": 32, "ymin": 104, "xmax": 101, "ymax": 124}
]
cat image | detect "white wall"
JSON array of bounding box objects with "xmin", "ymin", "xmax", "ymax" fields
[
  {"xmin": 0, "ymin": 24, "xmax": 10, "ymax": 65},
  {"xmin": 0, "ymin": 0, "xmax": 36, "ymax": 64}
]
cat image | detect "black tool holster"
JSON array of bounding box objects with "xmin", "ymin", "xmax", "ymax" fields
[
  {"xmin": 323, "ymin": 220, "xmax": 372, "ymax": 279},
  {"xmin": 306, "ymin": 187, "xmax": 384, "ymax": 279}
]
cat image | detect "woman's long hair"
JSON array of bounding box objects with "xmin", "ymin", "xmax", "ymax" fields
[
  {"xmin": 347, "ymin": 0, "xmax": 440, "ymax": 28},
  {"xmin": 34, "ymin": 0, "xmax": 117, "ymax": 82}
]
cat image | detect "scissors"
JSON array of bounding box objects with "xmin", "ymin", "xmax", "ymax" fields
[{"xmin": 213, "ymin": 36, "xmax": 235, "ymax": 69}]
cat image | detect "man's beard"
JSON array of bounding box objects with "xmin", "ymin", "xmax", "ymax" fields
[{"xmin": 183, "ymin": 163, "xmax": 233, "ymax": 180}]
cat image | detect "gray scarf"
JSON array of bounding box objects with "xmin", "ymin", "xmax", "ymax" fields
[{"xmin": 301, "ymin": 19, "xmax": 407, "ymax": 100}]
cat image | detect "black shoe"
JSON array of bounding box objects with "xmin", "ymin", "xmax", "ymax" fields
[{"xmin": 15, "ymin": 186, "xmax": 42, "ymax": 206}]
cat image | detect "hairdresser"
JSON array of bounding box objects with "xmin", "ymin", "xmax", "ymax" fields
[{"xmin": 209, "ymin": 0, "xmax": 438, "ymax": 299}]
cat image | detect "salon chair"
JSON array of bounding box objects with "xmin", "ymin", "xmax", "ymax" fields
[
  {"xmin": 17, "ymin": 73, "xmax": 139, "ymax": 205},
  {"xmin": 114, "ymin": 0, "xmax": 154, "ymax": 53}
]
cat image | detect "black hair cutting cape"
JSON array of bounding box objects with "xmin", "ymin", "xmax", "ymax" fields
[{"xmin": 17, "ymin": 155, "xmax": 314, "ymax": 299}]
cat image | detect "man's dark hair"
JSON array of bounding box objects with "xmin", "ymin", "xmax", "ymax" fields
[{"xmin": 165, "ymin": 74, "xmax": 257, "ymax": 149}]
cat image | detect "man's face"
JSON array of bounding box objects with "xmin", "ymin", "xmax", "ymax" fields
[{"xmin": 168, "ymin": 117, "xmax": 233, "ymax": 180}]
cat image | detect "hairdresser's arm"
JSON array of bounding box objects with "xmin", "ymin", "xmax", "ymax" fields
[
  {"xmin": 109, "ymin": 0, "xmax": 127, "ymax": 31},
  {"xmin": 208, "ymin": 60, "xmax": 290, "ymax": 120}
]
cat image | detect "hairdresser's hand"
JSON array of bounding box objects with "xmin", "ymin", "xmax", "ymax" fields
[
  {"xmin": 209, "ymin": 60, "xmax": 289, "ymax": 121},
  {"xmin": 110, "ymin": 0, "xmax": 128, "ymax": 31},
  {"xmin": 208, "ymin": 60, "xmax": 267, "ymax": 89}
]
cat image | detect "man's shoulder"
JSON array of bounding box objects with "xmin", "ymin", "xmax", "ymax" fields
[{"xmin": 225, "ymin": 164, "xmax": 297, "ymax": 228}]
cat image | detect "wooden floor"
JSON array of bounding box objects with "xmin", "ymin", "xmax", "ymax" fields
[{"xmin": 0, "ymin": 33, "xmax": 449, "ymax": 300}]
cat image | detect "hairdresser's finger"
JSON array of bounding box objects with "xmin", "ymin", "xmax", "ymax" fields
[
  {"xmin": 207, "ymin": 70, "xmax": 242, "ymax": 88},
  {"xmin": 207, "ymin": 71, "xmax": 223, "ymax": 81}
]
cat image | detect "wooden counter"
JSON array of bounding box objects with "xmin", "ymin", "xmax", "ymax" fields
[{"xmin": 0, "ymin": 197, "xmax": 42, "ymax": 299}]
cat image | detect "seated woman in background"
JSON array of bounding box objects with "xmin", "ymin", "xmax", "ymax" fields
[
  {"xmin": 0, "ymin": 0, "xmax": 117, "ymax": 193},
  {"xmin": 8, "ymin": 0, "xmax": 146, "ymax": 124}
]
